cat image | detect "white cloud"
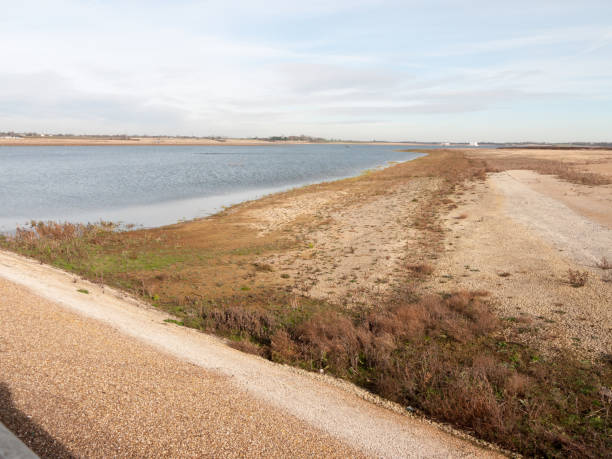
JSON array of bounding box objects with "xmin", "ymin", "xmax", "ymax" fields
[{"xmin": 0, "ymin": 1, "xmax": 610, "ymax": 140}]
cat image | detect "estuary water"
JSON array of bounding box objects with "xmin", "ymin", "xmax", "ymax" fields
[{"xmin": 0, "ymin": 144, "xmax": 427, "ymax": 231}]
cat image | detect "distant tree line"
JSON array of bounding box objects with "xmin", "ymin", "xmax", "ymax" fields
[{"xmin": 250, "ymin": 135, "xmax": 332, "ymax": 142}]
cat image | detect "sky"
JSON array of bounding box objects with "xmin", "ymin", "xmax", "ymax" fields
[{"xmin": 1, "ymin": 0, "xmax": 611, "ymax": 142}]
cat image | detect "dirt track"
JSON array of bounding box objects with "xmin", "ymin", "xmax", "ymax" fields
[
  {"xmin": 493, "ymin": 170, "xmax": 612, "ymax": 267},
  {"xmin": 0, "ymin": 249, "xmax": 499, "ymax": 458},
  {"xmin": 429, "ymin": 169, "xmax": 612, "ymax": 357}
]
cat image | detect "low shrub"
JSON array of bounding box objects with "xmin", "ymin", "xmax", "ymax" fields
[{"xmin": 196, "ymin": 290, "xmax": 611, "ymax": 457}]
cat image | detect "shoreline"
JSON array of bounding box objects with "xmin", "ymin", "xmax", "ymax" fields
[
  {"xmin": 1, "ymin": 148, "xmax": 611, "ymax": 457},
  {"xmin": 0, "ymin": 149, "xmax": 425, "ymax": 233},
  {"xmin": 0, "ymin": 138, "xmax": 438, "ymax": 147}
]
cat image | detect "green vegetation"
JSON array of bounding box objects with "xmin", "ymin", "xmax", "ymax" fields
[{"xmin": 164, "ymin": 318, "xmax": 185, "ymax": 326}]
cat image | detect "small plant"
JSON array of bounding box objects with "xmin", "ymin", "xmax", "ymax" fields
[
  {"xmin": 252, "ymin": 262, "xmax": 274, "ymax": 272},
  {"xmin": 77, "ymin": 288, "xmax": 89, "ymax": 294},
  {"xmin": 498, "ymin": 272, "xmax": 511, "ymax": 277},
  {"xmin": 596, "ymin": 256, "xmax": 612, "ymax": 270},
  {"xmin": 568, "ymin": 269, "xmax": 589, "ymax": 287},
  {"xmin": 280, "ymin": 273, "xmax": 290, "ymax": 279},
  {"xmin": 163, "ymin": 318, "xmax": 184, "ymax": 326}
]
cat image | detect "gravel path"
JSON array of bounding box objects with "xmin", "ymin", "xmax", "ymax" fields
[
  {"xmin": 492, "ymin": 170, "xmax": 612, "ymax": 267},
  {"xmin": 429, "ymin": 173, "xmax": 612, "ymax": 357},
  {"xmin": 0, "ymin": 250, "xmax": 500, "ymax": 458}
]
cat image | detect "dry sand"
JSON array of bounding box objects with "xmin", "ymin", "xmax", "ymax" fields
[{"xmin": 0, "ymin": 249, "xmax": 500, "ymax": 458}]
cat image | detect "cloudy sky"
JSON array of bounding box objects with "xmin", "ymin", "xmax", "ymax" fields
[{"xmin": 1, "ymin": 0, "xmax": 611, "ymax": 141}]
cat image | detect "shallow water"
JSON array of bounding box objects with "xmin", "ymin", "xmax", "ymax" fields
[{"xmin": 0, "ymin": 144, "xmax": 429, "ymax": 231}]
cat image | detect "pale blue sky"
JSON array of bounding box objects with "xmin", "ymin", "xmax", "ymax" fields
[{"xmin": 1, "ymin": 0, "xmax": 611, "ymax": 141}]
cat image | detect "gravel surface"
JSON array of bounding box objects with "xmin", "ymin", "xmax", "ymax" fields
[
  {"xmin": 0, "ymin": 277, "xmax": 364, "ymax": 458},
  {"xmin": 429, "ymin": 173, "xmax": 612, "ymax": 357},
  {"xmin": 254, "ymin": 178, "xmax": 436, "ymax": 306},
  {"xmin": 0, "ymin": 250, "xmax": 501, "ymax": 458},
  {"xmin": 494, "ymin": 170, "xmax": 612, "ymax": 267}
]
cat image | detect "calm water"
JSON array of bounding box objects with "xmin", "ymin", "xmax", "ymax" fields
[{"xmin": 0, "ymin": 144, "xmax": 429, "ymax": 231}]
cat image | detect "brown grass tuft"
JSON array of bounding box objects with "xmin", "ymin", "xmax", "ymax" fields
[
  {"xmin": 568, "ymin": 269, "xmax": 589, "ymax": 287},
  {"xmin": 406, "ymin": 263, "xmax": 434, "ymax": 276},
  {"xmin": 270, "ymin": 330, "xmax": 298, "ymax": 363}
]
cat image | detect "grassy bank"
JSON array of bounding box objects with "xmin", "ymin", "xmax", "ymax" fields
[{"xmin": 2, "ymin": 151, "xmax": 610, "ymax": 457}]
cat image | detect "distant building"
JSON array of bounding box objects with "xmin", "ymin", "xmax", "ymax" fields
[{"xmin": 469, "ymin": 141, "xmax": 479, "ymax": 146}]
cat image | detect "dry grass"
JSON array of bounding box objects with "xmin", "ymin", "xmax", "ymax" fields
[{"xmin": 198, "ymin": 289, "xmax": 611, "ymax": 458}]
